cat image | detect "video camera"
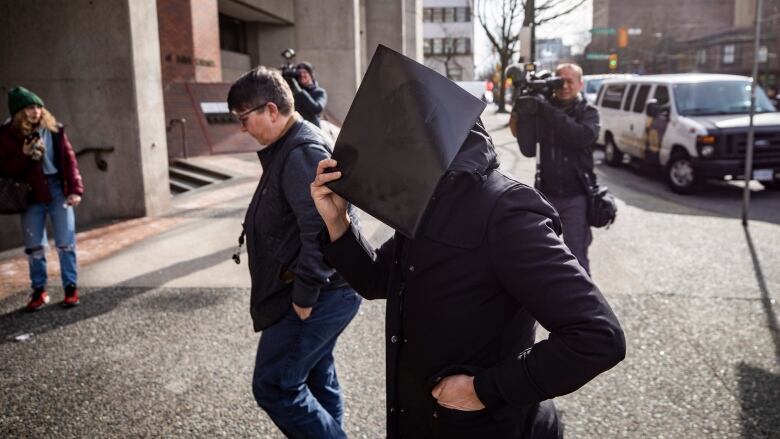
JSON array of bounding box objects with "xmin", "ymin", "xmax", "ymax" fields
[
  {"xmin": 508, "ymin": 62, "xmax": 564, "ymax": 100},
  {"xmin": 506, "ymin": 63, "xmax": 564, "ymax": 158},
  {"xmin": 280, "ymin": 48, "xmax": 299, "ymax": 81}
]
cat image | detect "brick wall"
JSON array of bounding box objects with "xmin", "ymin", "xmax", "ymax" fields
[
  {"xmin": 157, "ymin": 0, "xmax": 195, "ymax": 84},
  {"xmin": 191, "ymin": 0, "xmax": 222, "ymax": 82}
]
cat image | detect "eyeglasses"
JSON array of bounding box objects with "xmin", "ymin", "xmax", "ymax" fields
[{"xmin": 234, "ymin": 103, "xmax": 267, "ymax": 126}]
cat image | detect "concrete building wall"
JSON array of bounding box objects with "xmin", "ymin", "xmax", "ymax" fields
[
  {"xmin": 0, "ymin": 0, "xmax": 169, "ymax": 249},
  {"xmin": 405, "ymin": 0, "xmax": 423, "ymax": 61},
  {"xmin": 365, "ymin": 1, "xmax": 404, "ymax": 58},
  {"xmin": 221, "ymin": 50, "xmax": 252, "ymax": 82}
]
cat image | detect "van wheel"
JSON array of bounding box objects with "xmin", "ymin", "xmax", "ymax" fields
[
  {"xmin": 666, "ymin": 152, "xmax": 702, "ymax": 194},
  {"xmin": 605, "ymin": 137, "xmax": 623, "ymax": 167}
]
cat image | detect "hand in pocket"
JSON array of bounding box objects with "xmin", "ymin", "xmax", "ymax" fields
[{"xmin": 431, "ymin": 374, "xmax": 485, "ymax": 411}]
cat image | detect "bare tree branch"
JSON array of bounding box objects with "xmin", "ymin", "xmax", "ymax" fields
[{"xmin": 536, "ymin": 0, "xmax": 587, "ymax": 25}]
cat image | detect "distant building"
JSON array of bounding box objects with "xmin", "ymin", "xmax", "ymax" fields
[
  {"xmin": 422, "ymin": 0, "xmax": 474, "ymax": 80},
  {"xmin": 585, "ymin": 0, "xmax": 734, "ymax": 74},
  {"xmin": 535, "ymin": 38, "xmax": 572, "ymax": 72},
  {"xmin": 672, "ymin": 1, "xmax": 780, "ymax": 90}
]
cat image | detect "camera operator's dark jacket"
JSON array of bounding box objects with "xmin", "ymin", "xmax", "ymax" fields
[
  {"xmin": 244, "ymin": 116, "xmax": 356, "ymax": 331},
  {"xmin": 294, "ymin": 83, "xmax": 327, "ymax": 128},
  {"xmin": 320, "ymin": 122, "xmax": 625, "ymax": 438},
  {"xmin": 0, "ymin": 122, "xmax": 84, "ymax": 204},
  {"xmin": 537, "ymin": 96, "xmax": 600, "ymax": 197}
]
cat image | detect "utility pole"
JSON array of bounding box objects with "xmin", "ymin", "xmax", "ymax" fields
[{"xmin": 742, "ymin": 0, "xmax": 764, "ymax": 226}]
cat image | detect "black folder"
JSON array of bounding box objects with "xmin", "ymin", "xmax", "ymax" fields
[{"xmin": 327, "ymin": 45, "xmax": 485, "ymax": 238}]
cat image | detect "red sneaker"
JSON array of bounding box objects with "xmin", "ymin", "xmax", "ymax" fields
[
  {"xmin": 26, "ymin": 289, "xmax": 50, "ymax": 311},
  {"xmin": 63, "ymin": 285, "xmax": 80, "ymax": 307}
]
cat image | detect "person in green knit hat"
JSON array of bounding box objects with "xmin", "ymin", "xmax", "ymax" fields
[{"xmin": 0, "ymin": 86, "xmax": 85, "ymax": 310}]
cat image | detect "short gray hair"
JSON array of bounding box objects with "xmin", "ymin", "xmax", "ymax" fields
[
  {"xmin": 227, "ymin": 66, "xmax": 294, "ymax": 115},
  {"xmin": 555, "ymin": 63, "xmax": 583, "ymax": 81}
]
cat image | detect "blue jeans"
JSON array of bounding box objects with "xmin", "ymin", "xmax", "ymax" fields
[
  {"xmin": 253, "ymin": 286, "xmax": 361, "ymax": 439},
  {"xmin": 20, "ymin": 175, "xmax": 78, "ymax": 289}
]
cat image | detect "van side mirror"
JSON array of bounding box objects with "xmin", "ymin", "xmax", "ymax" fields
[{"xmin": 646, "ymin": 99, "xmax": 669, "ymax": 117}]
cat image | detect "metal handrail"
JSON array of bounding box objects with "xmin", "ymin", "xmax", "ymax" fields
[{"xmin": 75, "ymin": 146, "xmax": 115, "ymax": 171}]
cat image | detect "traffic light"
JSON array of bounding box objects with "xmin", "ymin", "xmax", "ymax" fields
[
  {"xmin": 609, "ymin": 53, "xmax": 618, "ymax": 70},
  {"xmin": 617, "ymin": 27, "xmax": 629, "ymax": 48}
]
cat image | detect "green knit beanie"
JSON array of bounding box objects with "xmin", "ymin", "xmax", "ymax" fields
[{"xmin": 8, "ymin": 86, "xmax": 45, "ymax": 116}]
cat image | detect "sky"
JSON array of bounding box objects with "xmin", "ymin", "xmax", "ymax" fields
[{"xmin": 473, "ymin": 0, "xmax": 593, "ymax": 73}]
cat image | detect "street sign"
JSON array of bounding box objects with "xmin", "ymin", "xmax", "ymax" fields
[
  {"xmin": 586, "ymin": 53, "xmax": 612, "ymax": 60},
  {"xmin": 591, "ymin": 28, "xmax": 616, "ymax": 35}
]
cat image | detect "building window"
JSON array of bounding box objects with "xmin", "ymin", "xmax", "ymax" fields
[
  {"xmin": 696, "ymin": 49, "xmax": 707, "ymax": 65},
  {"xmin": 423, "ymin": 8, "xmax": 434, "ymax": 22},
  {"xmin": 456, "ymin": 7, "xmax": 471, "ymax": 22},
  {"xmin": 444, "ymin": 7, "xmax": 456, "ymax": 22},
  {"xmin": 425, "ymin": 7, "xmax": 471, "ymax": 23},
  {"xmin": 424, "ymin": 39, "xmax": 433, "ymax": 55},
  {"xmin": 723, "ymin": 44, "xmax": 735, "ymax": 64},
  {"xmin": 759, "ymin": 45, "xmax": 768, "ymax": 63},
  {"xmin": 448, "ymin": 65, "xmax": 464, "ymax": 81},
  {"xmin": 219, "ymin": 14, "xmax": 247, "ymax": 54},
  {"xmin": 433, "ymin": 38, "xmax": 443, "ymax": 54},
  {"xmin": 432, "ymin": 8, "xmax": 444, "ymax": 22}
]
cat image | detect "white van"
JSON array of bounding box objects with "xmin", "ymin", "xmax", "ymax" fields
[
  {"xmin": 582, "ymin": 74, "xmax": 634, "ymax": 104},
  {"xmin": 595, "ymin": 73, "xmax": 780, "ymax": 193}
]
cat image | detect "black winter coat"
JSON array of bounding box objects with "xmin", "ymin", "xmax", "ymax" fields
[
  {"xmin": 536, "ymin": 96, "xmax": 600, "ymax": 197},
  {"xmin": 321, "ymin": 122, "xmax": 625, "ymax": 438},
  {"xmin": 294, "ymin": 84, "xmax": 327, "ymax": 128}
]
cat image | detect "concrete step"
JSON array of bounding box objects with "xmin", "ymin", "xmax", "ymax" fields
[
  {"xmin": 168, "ymin": 159, "xmax": 232, "ymax": 195},
  {"xmin": 169, "ymin": 166, "xmax": 217, "ymax": 187},
  {"xmin": 173, "ymin": 160, "xmax": 232, "ymax": 181}
]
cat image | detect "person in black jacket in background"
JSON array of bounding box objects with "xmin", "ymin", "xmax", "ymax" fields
[
  {"xmin": 311, "ymin": 120, "xmax": 625, "ymax": 438},
  {"xmin": 289, "ymin": 62, "xmax": 327, "ymax": 128},
  {"xmin": 513, "ymin": 63, "xmax": 599, "ymax": 273}
]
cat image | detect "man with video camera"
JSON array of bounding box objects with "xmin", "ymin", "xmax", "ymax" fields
[{"xmin": 511, "ymin": 63, "xmax": 600, "ymax": 273}]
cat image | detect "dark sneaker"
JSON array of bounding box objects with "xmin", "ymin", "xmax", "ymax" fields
[
  {"xmin": 63, "ymin": 284, "xmax": 80, "ymax": 307},
  {"xmin": 26, "ymin": 288, "xmax": 50, "ymax": 311}
]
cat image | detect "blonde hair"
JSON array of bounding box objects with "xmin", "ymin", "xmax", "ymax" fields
[
  {"xmin": 12, "ymin": 107, "xmax": 59, "ymax": 136},
  {"xmin": 555, "ymin": 63, "xmax": 584, "ymax": 81}
]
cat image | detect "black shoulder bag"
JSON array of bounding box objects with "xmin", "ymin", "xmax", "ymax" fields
[
  {"xmin": 571, "ymin": 102, "xmax": 617, "ymax": 228},
  {"xmin": 577, "ymin": 171, "xmax": 617, "ymax": 228}
]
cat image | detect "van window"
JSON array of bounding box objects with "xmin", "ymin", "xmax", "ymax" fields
[
  {"xmin": 622, "ymin": 84, "xmax": 637, "ymax": 111},
  {"xmin": 633, "ymin": 85, "xmax": 651, "ymax": 113},
  {"xmin": 654, "ymin": 86, "xmax": 670, "ymax": 106},
  {"xmin": 602, "ymin": 84, "xmax": 625, "ymax": 109},
  {"xmin": 673, "ymin": 81, "xmax": 777, "ymax": 115},
  {"xmin": 596, "ymin": 84, "xmax": 606, "ymax": 105}
]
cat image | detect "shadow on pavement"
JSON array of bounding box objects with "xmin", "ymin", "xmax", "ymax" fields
[
  {"xmin": 738, "ymin": 227, "xmax": 780, "ymax": 437},
  {"xmin": 0, "ymin": 247, "xmax": 236, "ymax": 344},
  {"xmin": 595, "ymin": 163, "xmax": 780, "ymax": 226}
]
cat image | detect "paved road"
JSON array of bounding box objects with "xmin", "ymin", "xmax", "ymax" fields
[{"xmin": 2, "ymin": 110, "xmax": 779, "ymax": 438}]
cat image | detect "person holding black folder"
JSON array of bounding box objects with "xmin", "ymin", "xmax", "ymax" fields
[{"xmin": 310, "ymin": 46, "xmax": 625, "ymax": 439}]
